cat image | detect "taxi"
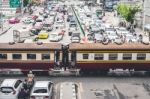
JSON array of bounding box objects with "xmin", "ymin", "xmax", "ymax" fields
[{"xmin": 38, "ymin": 30, "xmax": 49, "ymax": 39}]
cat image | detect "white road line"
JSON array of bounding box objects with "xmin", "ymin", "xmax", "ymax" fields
[
  {"xmin": 79, "ymin": 82, "xmax": 84, "ymax": 92},
  {"xmin": 78, "ymin": 82, "xmax": 83, "ymax": 99}
]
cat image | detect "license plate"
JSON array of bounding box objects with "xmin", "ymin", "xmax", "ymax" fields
[{"xmin": 36, "ymin": 97, "xmax": 42, "ymax": 99}]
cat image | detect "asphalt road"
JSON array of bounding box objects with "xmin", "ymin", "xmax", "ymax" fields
[{"xmin": 0, "ymin": 76, "xmax": 150, "ymax": 99}]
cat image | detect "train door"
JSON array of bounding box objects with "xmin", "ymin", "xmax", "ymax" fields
[
  {"xmin": 70, "ymin": 51, "xmax": 76, "ymax": 68},
  {"xmin": 54, "ymin": 50, "xmax": 60, "ymax": 68},
  {"xmin": 62, "ymin": 45, "xmax": 69, "ymax": 69}
]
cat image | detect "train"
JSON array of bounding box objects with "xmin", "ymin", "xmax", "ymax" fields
[{"xmin": 0, "ymin": 42, "xmax": 150, "ymax": 75}]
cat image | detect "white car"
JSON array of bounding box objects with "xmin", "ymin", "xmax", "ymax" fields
[
  {"xmin": 55, "ymin": 20, "xmax": 65, "ymax": 29},
  {"xmin": 0, "ymin": 79, "xmax": 22, "ymax": 99},
  {"xmin": 30, "ymin": 81, "xmax": 53, "ymax": 99},
  {"xmin": 49, "ymin": 32, "xmax": 63, "ymax": 42},
  {"xmin": 22, "ymin": 17, "xmax": 34, "ymax": 24},
  {"xmin": 142, "ymin": 35, "xmax": 149, "ymax": 44},
  {"xmin": 116, "ymin": 27, "xmax": 129, "ymax": 36},
  {"xmin": 126, "ymin": 34, "xmax": 138, "ymax": 43}
]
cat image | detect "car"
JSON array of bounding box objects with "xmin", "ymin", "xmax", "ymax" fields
[
  {"xmin": 0, "ymin": 79, "xmax": 22, "ymax": 99},
  {"xmin": 30, "ymin": 81, "xmax": 53, "ymax": 99},
  {"xmin": 141, "ymin": 35, "xmax": 149, "ymax": 44},
  {"xmin": 94, "ymin": 33, "xmax": 104, "ymax": 42},
  {"xmin": 38, "ymin": 30, "xmax": 49, "ymax": 39},
  {"xmin": 89, "ymin": 24, "xmax": 100, "ymax": 33},
  {"xmin": 22, "ymin": 17, "xmax": 35, "ymax": 24},
  {"xmin": 126, "ymin": 34, "xmax": 138, "ymax": 43},
  {"xmin": 55, "ymin": 20, "xmax": 65, "ymax": 29},
  {"xmin": 116, "ymin": 27, "xmax": 129, "ymax": 36},
  {"xmin": 31, "ymin": 15, "xmax": 38, "ymax": 20},
  {"xmin": 33, "ymin": 22, "xmax": 43, "ymax": 31},
  {"xmin": 9, "ymin": 17, "xmax": 20, "ymax": 24},
  {"xmin": 43, "ymin": 23, "xmax": 53, "ymax": 31},
  {"xmin": 49, "ymin": 32, "xmax": 63, "ymax": 42},
  {"xmin": 68, "ymin": 23, "xmax": 78, "ymax": 36},
  {"xmin": 71, "ymin": 32, "xmax": 81, "ymax": 43}
]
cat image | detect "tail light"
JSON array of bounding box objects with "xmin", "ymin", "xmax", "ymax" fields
[
  {"xmin": 30, "ymin": 96, "xmax": 36, "ymax": 99},
  {"xmin": 44, "ymin": 96, "xmax": 49, "ymax": 99},
  {"xmin": 12, "ymin": 90, "xmax": 16, "ymax": 95}
]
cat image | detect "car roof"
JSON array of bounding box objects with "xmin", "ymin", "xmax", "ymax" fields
[
  {"xmin": 1, "ymin": 79, "xmax": 18, "ymax": 87},
  {"xmin": 34, "ymin": 81, "xmax": 50, "ymax": 88}
]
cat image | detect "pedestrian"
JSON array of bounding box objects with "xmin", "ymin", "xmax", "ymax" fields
[
  {"xmin": 23, "ymin": 79, "xmax": 28, "ymax": 91},
  {"xmin": 27, "ymin": 71, "xmax": 35, "ymax": 89},
  {"xmin": 18, "ymin": 88, "xmax": 28, "ymax": 99}
]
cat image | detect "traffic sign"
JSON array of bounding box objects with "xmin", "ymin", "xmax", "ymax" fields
[{"xmin": 9, "ymin": 0, "xmax": 21, "ymax": 8}]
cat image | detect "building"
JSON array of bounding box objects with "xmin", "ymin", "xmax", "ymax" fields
[
  {"xmin": 0, "ymin": 0, "xmax": 21, "ymax": 17},
  {"xmin": 143, "ymin": 0, "xmax": 150, "ymax": 26}
]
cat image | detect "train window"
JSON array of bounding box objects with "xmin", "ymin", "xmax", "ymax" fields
[
  {"xmin": 12, "ymin": 54, "xmax": 22, "ymax": 59},
  {"xmin": 137, "ymin": 53, "xmax": 146, "ymax": 60},
  {"xmin": 83, "ymin": 54, "xmax": 89, "ymax": 59},
  {"xmin": 123, "ymin": 53, "xmax": 132, "ymax": 60},
  {"xmin": 0, "ymin": 54, "xmax": 7, "ymax": 59},
  {"xmin": 27, "ymin": 54, "xmax": 36, "ymax": 60},
  {"xmin": 94, "ymin": 54, "xmax": 103, "ymax": 60},
  {"xmin": 109, "ymin": 53, "xmax": 118, "ymax": 60},
  {"xmin": 42, "ymin": 53, "xmax": 50, "ymax": 60}
]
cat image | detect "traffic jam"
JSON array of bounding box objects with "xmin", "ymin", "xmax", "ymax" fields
[
  {"xmin": 1, "ymin": 0, "xmax": 150, "ymax": 99},
  {"xmin": 2, "ymin": 1, "xmax": 149, "ymax": 44}
]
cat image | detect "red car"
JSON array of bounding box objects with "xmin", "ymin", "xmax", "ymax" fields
[
  {"xmin": 32, "ymin": 15, "xmax": 38, "ymax": 20},
  {"xmin": 8, "ymin": 17, "xmax": 20, "ymax": 24}
]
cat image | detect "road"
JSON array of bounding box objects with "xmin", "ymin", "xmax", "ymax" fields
[{"xmin": 0, "ymin": 76, "xmax": 150, "ymax": 99}]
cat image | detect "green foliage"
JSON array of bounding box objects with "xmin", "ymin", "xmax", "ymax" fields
[
  {"xmin": 23, "ymin": 0, "xmax": 29, "ymax": 7},
  {"xmin": 116, "ymin": 3, "xmax": 141, "ymax": 24}
]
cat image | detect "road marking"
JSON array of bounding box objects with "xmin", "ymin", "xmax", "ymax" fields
[
  {"xmin": 79, "ymin": 82, "xmax": 84, "ymax": 92},
  {"xmin": 78, "ymin": 82, "xmax": 83, "ymax": 99}
]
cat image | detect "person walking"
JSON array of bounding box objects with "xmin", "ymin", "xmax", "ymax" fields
[{"xmin": 18, "ymin": 88, "xmax": 28, "ymax": 99}]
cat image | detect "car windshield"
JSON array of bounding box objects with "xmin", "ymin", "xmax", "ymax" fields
[
  {"xmin": 51, "ymin": 34, "xmax": 57, "ymax": 38},
  {"xmin": 0, "ymin": 87, "xmax": 14, "ymax": 93},
  {"xmin": 43, "ymin": 24, "xmax": 50, "ymax": 27},
  {"xmin": 36, "ymin": 19, "xmax": 42, "ymax": 22},
  {"xmin": 105, "ymin": 28, "xmax": 115, "ymax": 31},
  {"xmin": 33, "ymin": 87, "xmax": 47, "ymax": 93}
]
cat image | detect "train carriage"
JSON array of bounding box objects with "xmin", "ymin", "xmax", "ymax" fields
[
  {"xmin": 69, "ymin": 43, "xmax": 150, "ymax": 73},
  {"xmin": 0, "ymin": 43, "xmax": 62, "ymax": 74}
]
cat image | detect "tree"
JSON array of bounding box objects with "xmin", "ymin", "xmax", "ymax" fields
[
  {"xmin": 116, "ymin": 4, "xmax": 141, "ymax": 24},
  {"xmin": 23, "ymin": 0, "xmax": 29, "ymax": 7}
]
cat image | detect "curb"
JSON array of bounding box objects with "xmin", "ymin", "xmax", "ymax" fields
[{"xmin": 0, "ymin": 26, "xmax": 12, "ymax": 36}]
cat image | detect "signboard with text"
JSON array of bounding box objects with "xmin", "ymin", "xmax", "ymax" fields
[{"xmin": 9, "ymin": 0, "xmax": 21, "ymax": 8}]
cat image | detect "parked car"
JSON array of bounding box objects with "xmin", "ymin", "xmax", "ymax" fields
[
  {"xmin": 0, "ymin": 79, "xmax": 22, "ymax": 99},
  {"xmin": 38, "ymin": 30, "xmax": 49, "ymax": 39},
  {"xmin": 9, "ymin": 17, "xmax": 20, "ymax": 24},
  {"xmin": 49, "ymin": 32, "xmax": 63, "ymax": 42},
  {"xmin": 30, "ymin": 81, "xmax": 53, "ymax": 99}
]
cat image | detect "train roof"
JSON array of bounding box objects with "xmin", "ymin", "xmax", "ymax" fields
[
  {"xmin": 69, "ymin": 43, "xmax": 150, "ymax": 51},
  {"xmin": 0, "ymin": 43, "xmax": 62, "ymax": 51}
]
